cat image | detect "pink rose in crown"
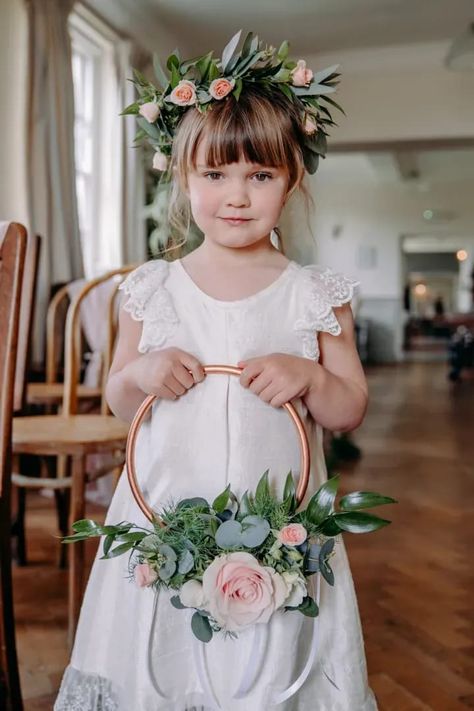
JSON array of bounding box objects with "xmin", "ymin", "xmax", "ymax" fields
[
  {"xmin": 169, "ymin": 80, "xmax": 197, "ymax": 106},
  {"xmin": 290, "ymin": 59, "xmax": 313, "ymax": 87},
  {"xmin": 134, "ymin": 563, "xmax": 158, "ymax": 588},
  {"xmin": 277, "ymin": 523, "xmax": 307, "ymax": 547},
  {"xmin": 202, "ymin": 551, "xmax": 288, "ymax": 632},
  {"xmin": 153, "ymin": 150, "xmax": 168, "ymax": 171},
  {"xmin": 138, "ymin": 101, "xmax": 160, "ymax": 123},
  {"xmin": 209, "ymin": 77, "xmax": 235, "ymax": 100},
  {"xmin": 304, "ymin": 115, "xmax": 318, "ymax": 135}
]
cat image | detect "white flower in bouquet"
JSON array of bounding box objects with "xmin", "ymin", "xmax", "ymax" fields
[
  {"xmin": 282, "ymin": 570, "xmax": 307, "ymax": 608},
  {"xmin": 180, "ymin": 579, "xmax": 206, "ymax": 608}
]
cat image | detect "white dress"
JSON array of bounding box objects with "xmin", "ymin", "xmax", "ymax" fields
[{"xmin": 54, "ymin": 257, "xmax": 378, "ymax": 711}]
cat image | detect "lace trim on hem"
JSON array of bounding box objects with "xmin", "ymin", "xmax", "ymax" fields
[
  {"xmin": 54, "ymin": 666, "xmax": 120, "ymax": 711},
  {"xmin": 118, "ymin": 260, "xmax": 180, "ymax": 354},
  {"xmin": 294, "ymin": 265, "xmax": 360, "ymax": 360}
]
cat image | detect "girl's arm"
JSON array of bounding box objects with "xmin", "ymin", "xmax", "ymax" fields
[{"xmin": 302, "ymin": 303, "xmax": 368, "ymax": 432}]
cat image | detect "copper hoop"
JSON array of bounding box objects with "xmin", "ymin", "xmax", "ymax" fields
[{"xmin": 126, "ymin": 365, "xmax": 311, "ymax": 523}]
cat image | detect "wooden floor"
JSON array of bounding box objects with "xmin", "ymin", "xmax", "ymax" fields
[{"xmin": 11, "ymin": 362, "xmax": 474, "ymax": 710}]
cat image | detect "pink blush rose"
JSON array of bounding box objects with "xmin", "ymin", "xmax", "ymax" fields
[
  {"xmin": 134, "ymin": 563, "xmax": 158, "ymax": 588},
  {"xmin": 277, "ymin": 523, "xmax": 307, "ymax": 547},
  {"xmin": 209, "ymin": 77, "xmax": 235, "ymax": 100},
  {"xmin": 202, "ymin": 552, "xmax": 288, "ymax": 632},
  {"xmin": 138, "ymin": 101, "xmax": 160, "ymax": 123},
  {"xmin": 291, "ymin": 59, "xmax": 313, "ymax": 87},
  {"xmin": 304, "ymin": 115, "xmax": 317, "ymax": 135},
  {"xmin": 169, "ymin": 80, "xmax": 197, "ymax": 106}
]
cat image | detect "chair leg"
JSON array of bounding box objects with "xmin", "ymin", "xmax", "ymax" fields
[
  {"xmin": 67, "ymin": 454, "xmax": 86, "ymax": 650},
  {"xmin": 0, "ymin": 500, "xmax": 24, "ymax": 710},
  {"xmin": 55, "ymin": 487, "xmax": 70, "ymax": 570}
]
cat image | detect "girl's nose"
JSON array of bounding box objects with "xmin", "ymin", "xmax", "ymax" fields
[{"xmin": 226, "ymin": 180, "xmax": 250, "ymax": 208}]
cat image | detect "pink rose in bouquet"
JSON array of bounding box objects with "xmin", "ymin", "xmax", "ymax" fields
[{"xmin": 202, "ymin": 551, "xmax": 288, "ymax": 632}]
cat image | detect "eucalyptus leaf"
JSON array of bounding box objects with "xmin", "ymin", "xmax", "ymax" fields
[
  {"xmin": 296, "ymin": 595, "xmax": 319, "ymax": 617},
  {"xmin": 158, "ymin": 544, "xmax": 177, "ymax": 561},
  {"xmin": 339, "ymin": 492, "xmax": 398, "ymax": 511},
  {"xmin": 311, "ymin": 64, "xmax": 340, "ymax": 86},
  {"xmin": 191, "ymin": 611, "xmax": 213, "ymax": 643},
  {"xmin": 170, "ymin": 595, "xmax": 187, "ymax": 609},
  {"xmin": 158, "ymin": 559, "xmax": 176, "ymax": 581},
  {"xmin": 178, "ymin": 549, "xmax": 194, "ymax": 574},
  {"xmin": 215, "ymin": 520, "xmax": 242, "ymax": 548},
  {"xmin": 177, "ymin": 497, "xmax": 209, "ymax": 511},
  {"xmin": 153, "ymin": 54, "xmax": 169, "ymax": 91},
  {"xmin": 221, "ymin": 29, "xmax": 242, "ymax": 73},
  {"xmin": 240, "ymin": 515, "xmax": 270, "ymax": 547},
  {"xmin": 241, "ymin": 32, "xmax": 255, "ymax": 58}
]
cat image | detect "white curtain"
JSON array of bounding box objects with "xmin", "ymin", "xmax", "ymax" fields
[{"xmin": 25, "ymin": 0, "xmax": 84, "ymax": 363}]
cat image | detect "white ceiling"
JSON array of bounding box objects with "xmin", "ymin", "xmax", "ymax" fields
[{"xmin": 94, "ymin": 0, "xmax": 474, "ymax": 57}]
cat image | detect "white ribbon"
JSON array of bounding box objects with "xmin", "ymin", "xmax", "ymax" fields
[
  {"xmin": 270, "ymin": 573, "xmax": 321, "ymax": 706},
  {"xmin": 147, "ymin": 591, "xmax": 173, "ymax": 701}
]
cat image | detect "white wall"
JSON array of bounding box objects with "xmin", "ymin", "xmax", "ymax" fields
[{"xmin": 0, "ymin": 0, "xmax": 29, "ymax": 226}]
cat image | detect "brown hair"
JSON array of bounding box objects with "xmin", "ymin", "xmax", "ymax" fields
[{"xmin": 165, "ymin": 83, "xmax": 314, "ymax": 255}]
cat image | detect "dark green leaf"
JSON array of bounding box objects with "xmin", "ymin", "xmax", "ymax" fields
[
  {"xmin": 255, "ymin": 469, "xmax": 270, "ymax": 503},
  {"xmin": 212, "ymin": 484, "xmax": 231, "ymax": 513},
  {"xmin": 191, "ymin": 611, "xmax": 213, "ymax": 642},
  {"xmin": 71, "ymin": 519, "xmax": 101, "ymax": 533},
  {"xmin": 107, "ymin": 541, "xmax": 134, "ymax": 558},
  {"xmin": 306, "ymin": 476, "xmax": 339, "ymax": 525},
  {"xmin": 283, "ymin": 471, "xmax": 296, "ymax": 501},
  {"xmin": 297, "ymin": 595, "xmax": 319, "ymax": 617},
  {"xmin": 120, "ymin": 101, "xmax": 140, "ymax": 116},
  {"xmin": 136, "ymin": 117, "xmax": 160, "ymax": 140},
  {"xmin": 103, "ymin": 535, "xmax": 114, "ymax": 556},
  {"xmin": 317, "ymin": 516, "xmax": 341, "ymax": 536},
  {"xmin": 333, "ymin": 512, "xmax": 391, "ymax": 533},
  {"xmin": 339, "ymin": 492, "xmax": 398, "ymax": 511},
  {"xmin": 166, "ymin": 53, "xmax": 180, "ymax": 71}
]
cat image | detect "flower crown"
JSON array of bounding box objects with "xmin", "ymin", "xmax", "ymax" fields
[{"xmin": 122, "ymin": 29, "xmax": 344, "ymax": 177}]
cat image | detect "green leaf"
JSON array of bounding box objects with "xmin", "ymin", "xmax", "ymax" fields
[
  {"xmin": 306, "ymin": 476, "xmax": 339, "ymax": 525},
  {"xmin": 170, "ymin": 594, "xmax": 187, "ymax": 609},
  {"xmin": 232, "ymin": 77, "xmax": 243, "ymax": 101},
  {"xmin": 103, "ymin": 535, "xmax": 114, "ymax": 556},
  {"xmin": 107, "ymin": 541, "xmax": 134, "ymax": 558},
  {"xmin": 132, "ymin": 68, "xmax": 149, "ymax": 87},
  {"xmin": 296, "ymin": 595, "xmax": 319, "ymax": 617},
  {"xmin": 312, "ymin": 64, "xmax": 340, "ymax": 85},
  {"xmin": 71, "ymin": 519, "xmax": 101, "ymax": 533},
  {"xmin": 303, "ymin": 149, "xmax": 320, "ymax": 175},
  {"xmin": 241, "ymin": 32, "xmax": 255, "ymax": 59},
  {"xmin": 233, "ymin": 51, "xmax": 266, "ymax": 78},
  {"xmin": 153, "ymin": 54, "xmax": 169, "ymax": 90},
  {"xmin": 170, "ymin": 62, "xmax": 181, "ymax": 88},
  {"xmin": 333, "ymin": 512, "xmax": 391, "ymax": 534},
  {"xmin": 166, "ymin": 53, "xmax": 180, "ymax": 71},
  {"xmin": 136, "ymin": 117, "xmax": 161, "ymax": 140},
  {"xmin": 321, "ymin": 94, "xmax": 346, "ymax": 116},
  {"xmin": 195, "ymin": 51, "xmax": 214, "ymax": 82},
  {"xmin": 191, "ymin": 611, "xmax": 213, "ymax": 642},
  {"xmin": 278, "ymin": 84, "xmax": 294, "ymax": 102},
  {"xmin": 283, "ymin": 471, "xmax": 296, "ymax": 501},
  {"xmin": 277, "ymin": 40, "xmax": 289, "ymax": 62},
  {"xmin": 238, "ymin": 490, "xmax": 252, "ymax": 518},
  {"xmin": 221, "ymin": 29, "xmax": 242, "ymax": 73},
  {"xmin": 120, "ymin": 101, "xmax": 140, "ymax": 116},
  {"xmin": 212, "ymin": 484, "xmax": 231, "ymax": 513},
  {"xmin": 317, "ymin": 516, "xmax": 341, "ymax": 536},
  {"xmin": 176, "ymin": 497, "xmax": 209, "ymax": 511},
  {"xmin": 255, "ymin": 469, "xmax": 270, "ymax": 503},
  {"xmin": 339, "ymin": 492, "xmax": 398, "ymax": 511}
]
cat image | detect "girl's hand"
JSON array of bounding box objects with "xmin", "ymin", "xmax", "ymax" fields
[
  {"xmin": 237, "ymin": 353, "xmax": 315, "ymax": 408},
  {"xmin": 128, "ymin": 347, "xmax": 205, "ymax": 400}
]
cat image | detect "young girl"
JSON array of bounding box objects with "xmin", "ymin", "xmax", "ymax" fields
[{"xmin": 55, "ymin": 36, "xmax": 376, "ymax": 711}]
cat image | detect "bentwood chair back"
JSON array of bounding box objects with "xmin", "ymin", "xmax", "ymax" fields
[{"xmin": 0, "ymin": 223, "xmax": 27, "ymax": 710}]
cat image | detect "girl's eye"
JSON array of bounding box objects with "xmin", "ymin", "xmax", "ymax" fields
[
  {"xmin": 203, "ymin": 172, "xmax": 273, "ymax": 182},
  {"xmin": 205, "ymin": 172, "xmax": 222, "ymax": 181},
  {"xmin": 254, "ymin": 172, "xmax": 273, "ymax": 182}
]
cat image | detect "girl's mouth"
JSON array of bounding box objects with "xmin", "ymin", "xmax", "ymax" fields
[{"xmin": 220, "ymin": 218, "xmax": 252, "ymax": 225}]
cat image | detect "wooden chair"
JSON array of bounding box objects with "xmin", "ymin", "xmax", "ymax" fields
[
  {"xmin": 0, "ymin": 223, "xmax": 27, "ymax": 711},
  {"xmin": 12, "ymin": 266, "xmax": 134, "ymax": 646},
  {"xmin": 26, "ymin": 283, "xmax": 102, "ymax": 409}
]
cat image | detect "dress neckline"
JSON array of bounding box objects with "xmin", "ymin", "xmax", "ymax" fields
[{"xmin": 174, "ymin": 258, "xmax": 298, "ymax": 308}]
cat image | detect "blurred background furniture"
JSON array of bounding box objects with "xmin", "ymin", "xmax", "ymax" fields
[
  {"xmin": 0, "ymin": 223, "xmax": 27, "ymax": 711},
  {"xmin": 11, "ymin": 266, "xmax": 133, "ymax": 645}
]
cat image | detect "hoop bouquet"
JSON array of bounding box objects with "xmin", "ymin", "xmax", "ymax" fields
[{"xmin": 64, "ymin": 366, "xmax": 397, "ymax": 645}]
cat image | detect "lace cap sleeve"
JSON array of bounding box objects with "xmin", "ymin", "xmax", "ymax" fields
[
  {"xmin": 294, "ymin": 264, "xmax": 360, "ymax": 360},
  {"xmin": 118, "ymin": 259, "xmax": 179, "ymax": 353}
]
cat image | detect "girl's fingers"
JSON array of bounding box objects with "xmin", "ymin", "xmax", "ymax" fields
[
  {"xmin": 178, "ymin": 351, "xmax": 206, "ymax": 383},
  {"xmin": 165, "ymin": 374, "xmax": 188, "ymax": 397},
  {"xmin": 172, "ymin": 362, "xmax": 196, "ymax": 390}
]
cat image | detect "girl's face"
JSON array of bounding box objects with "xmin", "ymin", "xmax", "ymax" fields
[{"xmin": 185, "ymin": 138, "xmax": 289, "ymax": 251}]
